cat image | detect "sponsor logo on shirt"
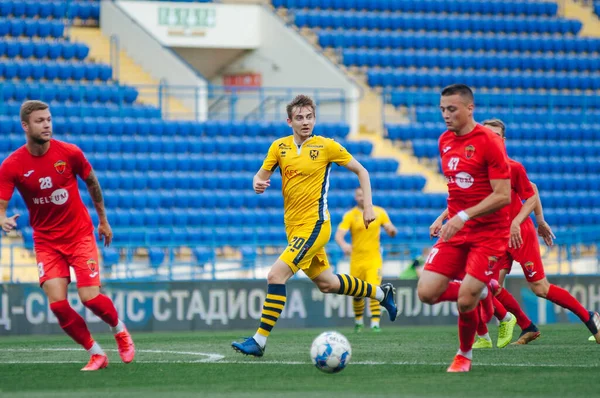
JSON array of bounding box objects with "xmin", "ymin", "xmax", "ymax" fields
[
  {"xmin": 442, "ymin": 146, "xmax": 452, "ymax": 154},
  {"xmin": 32, "ymin": 189, "xmax": 69, "ymax": 205},
  {"xmin": 454, "ymin": 172, "xmax": 474, "ymax": 189},
  {"xmin": 24, "ymin": 170, "xmax": 34, "ymax": 177}
]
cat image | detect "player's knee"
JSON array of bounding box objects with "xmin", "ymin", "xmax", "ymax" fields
[
  {"xmin": 417, "ymin": 287, "xmax": 438, "ymax": 305},
  {"xmin": 531, "ymin": 282, "xmax": 548, "ymax": 298},
  {"xmin": 457, "ymin": 296, "xmax": 478, "ymax": 313},
  {"xmin": 494, "ymin": 286, "xmax": 503, "ymax": 296},
  {"xmin": 267, "ymin": 270, "xmax": 286, "ymax": 285},
  {"xmin": 78, "ymin": 286, "xmax": 100, "ymax": 303},
  {"xmin": 316, "ymin": 279, "xmax": 336, "ymax": 293}
]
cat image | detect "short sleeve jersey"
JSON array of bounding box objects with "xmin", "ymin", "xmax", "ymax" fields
[
  {"xmin": 0, "ymin": 140, "xmax": 94, "ymax": 242},
  {"xmin": 508, "ymin": 158, "xmax": 535, "ymax": 220},
  {"xmin": 261, "ymin": 135, "xmax": 352, "ymax": 226},
  {"xmin": 438, "ymin": 124, "xmax": 511, "ymax": 237},
  {"xmin": 338, "ymin": 206, "xmax": 391, "ymax": 261}
]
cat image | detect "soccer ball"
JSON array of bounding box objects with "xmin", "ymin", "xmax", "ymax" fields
[{"xmin": 310, "ymin": 331, "xmax": 352, "ymax": 373}]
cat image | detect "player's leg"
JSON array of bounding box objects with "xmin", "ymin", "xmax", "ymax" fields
[
  {"xmin": 350, "ymin": 264, "xmax": 366, "ymax": 333},
  {"xmin": 68, "ymin": 235, "xmax": 135, "ymax": 363},
  {"xmin": 232, "ymin": 258, "xmax": 294, "ymax": 356},
  {"xmin": 363, "ymin": 265, "xmax": 382, "ymax": 331},
  {"xmin": 417, "ymin": 241, "xmax": 466, "ymax": 305},
  {"xmin": 38, "ymin": 245, "xmax": 107, "ymax": 371},
  {"xmin": 473, "ymin": 303, "xmax": 493, "ymax": 349}
]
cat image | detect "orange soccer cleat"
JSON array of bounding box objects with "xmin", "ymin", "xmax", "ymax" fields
[
  {"xmin": 81, "ymin": 354, "xmax": 108, "ymax": 371},
  {"xmin": 115, "ymin": 328, "xmax": 136, "ymax": 363},
  {"xmin": 447, "ymin": 354, "xmax": 472, "ymax": 373}
]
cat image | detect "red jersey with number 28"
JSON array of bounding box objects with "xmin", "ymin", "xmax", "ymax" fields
[
  {"xmin": 438, "ymin": 124, "xmax": 511, "ymax": 238},
  {"xmin": 0, "ymin": 140, "xmax": 94, "ymax": 243}
]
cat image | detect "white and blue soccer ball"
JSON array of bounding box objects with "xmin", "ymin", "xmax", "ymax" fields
[{"xmin": 310, "ymin": 331, "xmax": 352, "ymax": 374}]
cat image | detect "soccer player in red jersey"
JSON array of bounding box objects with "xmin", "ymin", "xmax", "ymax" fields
[
  {"xmin": 481, "ymin": 119, "xmax": 600, "ymax": 344},
  {"xmin": 417, "ymin": 84, "xmax": 512, "ymax": 372},
  {"xmin": 0, "ymin": 101, "xmax": 135, "ymax": 371}
]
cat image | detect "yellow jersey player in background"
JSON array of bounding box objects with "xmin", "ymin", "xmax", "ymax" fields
[
  {"xmin": 232, "ymin": 95, "xmax": 398, "ymax": 357},
  {"xmin": 335, "ymin": 187, "xmax": 397, "ymax": 333}
]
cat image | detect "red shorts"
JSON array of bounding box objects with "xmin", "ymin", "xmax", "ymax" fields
[
  {"xmin": 495, "ymin": 219, "xmax": 545, "ymax": 283},
  {"xmin": 35, "ymin": 234, "xmax": 101, "ymax": 288},
  {"xmin": 424, "ymin": 231, "xmax": 507, "ymax": 284}
]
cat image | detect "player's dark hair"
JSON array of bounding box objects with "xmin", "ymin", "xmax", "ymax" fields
[
  {"xmin": 482, "ymin": 119, "xmax": 507, "ymax": 138},
  {"xmin": 20, "ymin": 100, "xmax": 49, "ymax": 123},
  {"xmin": 286, "ymin": 95, "xmax": 316, "ymax": 119},
  {"xmin": 441, "ymin": 84, "xmax": 474, "ymax": 104}
]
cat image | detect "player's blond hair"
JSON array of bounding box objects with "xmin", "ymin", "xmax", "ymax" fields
[
  {"xmin": 20, "ymin": 100, "xmax": 49, "ymax": 123},
  {"xmin": 482, "ymin": 118, "xmax": 506, "ymax": 138},
  {"xmin": 286, "ymin": 95, "xmax": 316, "ymax": 119}
]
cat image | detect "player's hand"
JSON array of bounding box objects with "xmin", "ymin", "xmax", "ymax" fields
[
  {"xmin": 341, "ymin": 243, "xmax": 352, "ymax": 256},
  {"xmin": 537, "ymin": 221, "xmax": 556, "ymax": 247},
  {"xmin": 429, "ymin": 218, "xmax": 443, "ymax": 239},
  {"xmin": 253, "ymin": 179, "xmax": 270, "ymax": 194},
  {"xmin": 98, "ymin": 221, "xmax": 113, "ymax": 247},
  {"xmin": 386, "ymin": 225, "xmax": 398, "ymax": 238},
  {"xmin": 440, "ymin": 215, "xmax": 464, "ymax": 242},
  {"xmin": 1, "ymin": 214, "xmax": 20, "ymax": 232},
  {"xmin": 509, "ymin": 220, "xmax": 523, "ymax": 249},
  {"xmin": 363, "ymin": 206, "xmax": 376, "ymax": 229}
]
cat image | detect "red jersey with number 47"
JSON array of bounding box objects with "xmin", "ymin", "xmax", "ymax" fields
[
  {"xmin": 508, "ymin": 158, "xmax": 535, "ymax": 220},
  {"xmin": 438, "ymin": 124, "xmax": 511, "ymax": 238},
  {"xmin": 0, "ymin": 139, "xmax": 94, "ymax": 243}
]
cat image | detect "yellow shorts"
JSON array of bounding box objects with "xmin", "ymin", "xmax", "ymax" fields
[
  {"xmin": 280, "ymin": 220, "xmax": 331, "ymax": 280},
  {"xmin": 350, "ymin": 257, "xmax": 383, "ymax": 286}
]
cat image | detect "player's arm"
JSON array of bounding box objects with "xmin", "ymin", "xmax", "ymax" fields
[
  {"xmin": 380, "ymin": 208, "xmax": 397, "ymax": 237},
  {"xmin": 343, "ymin": 158, "xmax": 375, "ymax": 228},
  {"xmin": 255, "ymin": 142, "xmax": 278, "ymax": 194},
  {"xmin": 253, "ymin": 168, "xmax": 273, "ymax": 194},
  {"xmin": 0, "ymin": 162, "xmax": 19, "ymax": 232},
  {"xmin": 84, "ymin": 170, "xmax": 112, "ymax": 246},
  {"xmin": 334, "ymin": 227, "xmax": 352, "ymax": 256},
  {"xmin": 440, "ymin": 178, "xmax": 510, "ymax": 242},
  {"xmin": 531, "ymin": 182, "xmax": 556, "ymax": 246},
  {"xmin": 430, "ymin": 208, "xmax": 448, "ymax": 238},
  {"xmin": 509, "ymin": 163, "xmax": 538, "ymax": 248},
  {"xmin": 0, "ymin": 199, "xmax": 19, "ymax": 233}
]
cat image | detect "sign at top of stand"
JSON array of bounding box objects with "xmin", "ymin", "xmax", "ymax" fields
[{"xmin": 116, "ymin": 1, "xmax": 261, "ymax": 49}]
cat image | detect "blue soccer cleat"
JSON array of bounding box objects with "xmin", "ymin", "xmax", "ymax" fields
[
  {"xmin": 380, "ymin": 283, "xmax": 398, "ymax": 322},
  {"xmin": 231, "ymin": 337, "xmax": 265, "ymax": 357}
]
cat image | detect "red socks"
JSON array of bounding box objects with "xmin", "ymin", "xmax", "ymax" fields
[
  {"xmin": 434, "ymin": 281, "xmax": 460, "ymax": 303},
  {"xmin": 496, "ymin": 288, "xmax": 532, "ymax": 329},
  {"xmin": 50, "ymin": 300, "xmax": 94, "ymax": 350},
  {"xmin": 546, "ymin": 284, "xmax": 590, "ymax": 322},
  {"xmin": 83, "ymin": 294, "xmax": 119, "ymax": 328},
  {"xmin": 493, "ymin": 296, "xmax": 508, "ymax": 320},
  {"xmin": 458, "ymin": 308, "xmax": 479, "ymax": 352}
]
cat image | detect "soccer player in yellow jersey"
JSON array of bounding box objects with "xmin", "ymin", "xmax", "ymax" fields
[
  {"xmin": 232, "ymin": 95, "xmax": 398, "ymax": 357},
  {"xmin": 335, "ymin": 187, "xmax": 398, "ymax": 333}
]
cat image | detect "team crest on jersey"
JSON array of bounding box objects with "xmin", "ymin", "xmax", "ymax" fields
[
  {"xmin": 465, "ymin": 145, "xmax": 475, "ymax": 159},
  {"xmin": 53, "ymin": 160, "xmax": 67, "ymax": 174},
  {"xmin": 310, "ymin": 149, "xmax": 319, "ymax": 160},
  {"xmin": 488, "ymin": 256, "xmax": 498, "ymax": 271},
  {"xmin": 87, "ymin": 259, "xmax": 97, "ymax": 272}
]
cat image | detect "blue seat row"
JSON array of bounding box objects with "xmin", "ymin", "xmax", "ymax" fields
[
  {"xmin": 386, "ymin": 90, "xmax": 600, "ymax": 109},
  {"xmin": 541, "ymin": 192, "xmax": 600, "ymax": 210},
  {"xmin": 518, "ymin": 157, "xmax": 600, "ymax": 175},
  {"xmin": 79, "ymin": 189, "xmax": 447, "ymax": 211},
  {"xmin": 343, "ymin": 49, "xmax": 600, "ymax": 72},
  {"xmin": 0, "ymin": 82, "xmax": 138, "ymax": 103},
  {"xmin": 82, "ymin": 153, "xmax": 397, "ymax": 173},
  {"xmin": 293, "ymin": 11, "xmax": 578, "ymax": 34},
  {"xmin": 0, "ymin": 1, "xmax": 99, "ymax": 20},
  {"xmin": 85, "ymin": 171, "xmax": 426, "ymax": 191},
  {"xmin": 0, "ymin": 114, "xmax": 349, "ymax": 138},
  {"xmin": 274, "ymin": 0, "xmax": 557, "ymax": 16},
  {"xmin": 56, "ymin": 135, "xmax": 373, "ymax": 156},
  {"xmin": 0, "ymin": 17, "xmax": 64, "ymax": 38},
  {"xmin": 386, "ymin": 123, "xmax": 600, "ymax": 142},
  {"xmin": 411, "ymin": 139, "xmax": 600, "ymax": 159},
  {"xmin": 368, "ymin": 69, "xmax": 600, "ymax": 90},
  {"xmin": 0, "ymin": 60, "xmax": 112, "ymax": 81},
  {"xmin": 0, "ymin": 39, "xmax": 89, "ymax": 60},
  {"xmin": 0, "ymin": 104, "xmax": 157, "ymax": 122},
  {"xmin": 319, "ymin": 31, "xmax": 600, "ymax": 53},
  {"xmin": 412, "ymin": 107, "xmax": 600, "ymax": 124}
]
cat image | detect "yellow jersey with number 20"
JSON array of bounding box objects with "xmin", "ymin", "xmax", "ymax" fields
[{"xmin": 261, "ymin": 135, "xmax": 352, "ymax": 226}]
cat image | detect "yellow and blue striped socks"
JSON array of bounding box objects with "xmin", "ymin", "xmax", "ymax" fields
[
  {"xmin": 253, "ymin": 284, "xmax": 286, "ymax": 347},
  {"xmin": 337, "ymin": 274, "xmax": 383, "ymax": 300}
]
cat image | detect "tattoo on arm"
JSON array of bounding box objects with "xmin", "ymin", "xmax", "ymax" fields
[{"xmin": 85, "ymin": 170, "xmax": 106, "ymax": 221}]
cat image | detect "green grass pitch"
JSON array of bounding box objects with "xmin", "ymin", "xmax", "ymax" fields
[{"xmin": 1, "ymin": 324, "xmax": 598, "ymax": 398}]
